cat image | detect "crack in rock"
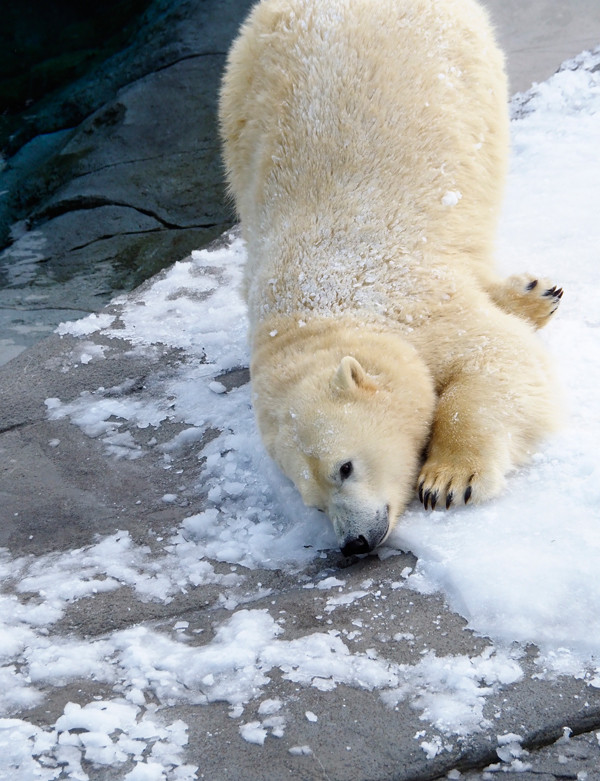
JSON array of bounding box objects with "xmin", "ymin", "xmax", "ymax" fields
[
  {"xmin": 439, "ymin": 711, "xmax": 600, "ymax": 780},
  {"xmin": 31, "ymin": 196, "xmax": 219, "ymax": 232}
]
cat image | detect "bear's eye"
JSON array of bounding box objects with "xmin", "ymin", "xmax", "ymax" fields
[{"xmin": 339, "ymin": 461, "xmax": 353, "ymax": 481}]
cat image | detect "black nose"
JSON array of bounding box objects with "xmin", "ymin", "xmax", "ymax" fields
[{"xmin": 341, "ymin": 535, "xmax": 372, "ymax": 557}]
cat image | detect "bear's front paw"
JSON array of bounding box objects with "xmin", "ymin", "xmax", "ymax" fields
[
  {"xmin": 417, "ymin": 466, "xmax": 473, "ymax": 510},
  {"xmin": 417, "ymin": 459, "xmax": 502, "ymax": 511}
]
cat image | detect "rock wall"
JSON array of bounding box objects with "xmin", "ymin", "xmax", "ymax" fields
[{"xmin": 0, "ymin": 0, "xmax": 254, "ymax": 361}]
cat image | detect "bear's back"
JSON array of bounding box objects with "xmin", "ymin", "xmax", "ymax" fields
[{"xmin": 220, "ymin": 0, "xmax": 509, "ymax": 328}]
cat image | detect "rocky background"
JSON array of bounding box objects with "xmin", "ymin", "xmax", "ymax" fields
[{"xmin": 0, "ymin": 0, "xmax": 254, "ymax": 363}]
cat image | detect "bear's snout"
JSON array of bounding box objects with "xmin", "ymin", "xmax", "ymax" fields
[
  {"xmin": 341, "ymin": 535, "xmax": 372, "ymax": 556},
  {"xmin": 338, "ymin": 509, "xmax": 389, "ymax": 556}
]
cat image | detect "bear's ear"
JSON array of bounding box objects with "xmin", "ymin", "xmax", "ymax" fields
[{"xmin": 332, "ymin": 356, "xmax": 377, "ymax": 393}]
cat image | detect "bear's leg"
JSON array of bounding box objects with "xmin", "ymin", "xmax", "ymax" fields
[
  {"xmin": 416, "ymin": 332, "xmax": 556, "ymax": 511},
  {"xmin": 417, "ymin": 374, "xmax": 509, "ymax": 510},
  {"xmin": 484, "ymin": 274, "xmax": 563, "ymax": 330}
]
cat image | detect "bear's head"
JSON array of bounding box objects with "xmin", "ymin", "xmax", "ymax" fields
[{"xmin": 253, "ymin": 343, "xmax": 435, "ymax": 555}]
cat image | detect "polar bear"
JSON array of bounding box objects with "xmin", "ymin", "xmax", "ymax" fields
[{"xmin": 219, "ymin": 0, "xmax": 562, "ymax": 555}]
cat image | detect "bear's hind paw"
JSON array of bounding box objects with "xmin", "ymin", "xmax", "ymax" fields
[
  {"xmin": 492, "ymin": 274, "xmax": 563, "ymax": 330},
  {"xmin": 540, "ymin": 283, "xmax": 563, "ymax": 315}
]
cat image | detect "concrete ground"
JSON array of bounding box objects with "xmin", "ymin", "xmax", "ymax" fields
[{"xmin": 1, "ymin": 3, "xmax": 600, "ymax": 780}]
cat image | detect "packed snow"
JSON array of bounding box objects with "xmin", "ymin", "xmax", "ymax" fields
[{"xmin": 1, "ymin": 46, "xmax": 599, "ymax": 779}]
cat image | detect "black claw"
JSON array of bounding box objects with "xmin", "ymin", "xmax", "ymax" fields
[
  {"xmin": 543, "ymin": 286, "xmax": 558, "ymax": 297},
  {"xmin": 423, "ymin": 489, "xmax": 431, "ymax": 510},
  {"xmin": 525, "ymin": 279, "xmax": 538, "ymax": 291},
  {"xmin": 556, "ymin": 288, "xmax": 564, "ymax": 299},
  {"xmin": 418, "ymin": 480, "xmax": 425, "ymax": 503},
  {"xmin": 430, "ymin": 491, "xmax": 438, "ymax": 511},
  {"xmin": 464, "ymin": 485, "xmax": 473, "ymax": 504},
  {"xmin": 446, "ymin": 491, "xmax": 454, "ymax": 509}
]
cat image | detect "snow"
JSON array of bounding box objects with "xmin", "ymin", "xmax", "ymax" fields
[
  {"xmin": 288, "ymin": 744, "xmax": 313, "ymax": 755},
  {"xmin": 314, "ymin": 576, "xmax": 346, "ymax": 590},
  {"xmin": 0, "ymin": 45, "xmax": 599, "ymax": 779},
  {"xmin": 381, "ymin": 647, "xmax": 523, "ymax": 737},
  {"xmin": 56, "ymin": 312, "xmax": 116, "ymax": 336},
  {"xmin": 0, "ymin": 703, "xmax": 194, "ymax": 781},
  {"xmin": 441, "ymin": 190, "xmax": 462, "ymax": 206},
  {"xmin": 324, "ymin": 589, "xmax": 369, "ymax": 612},
  {"xmin": 257, "ymin": 698, "xmax": 282, "ymax": 715},
  {"xmin": 239, "ymin": 721, "xmax": 268, "ymax": 745}
]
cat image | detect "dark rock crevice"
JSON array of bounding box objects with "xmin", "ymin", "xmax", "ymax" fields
[
  {"xmin": 55, "ymin": 144, "xmax": 219, "ymax": 182},
  {"xmin": 31, "ymin": 196, "xmax": 206, "ymax": 232},
  {"xmin": 433, "ymin": 709, "xmax": 600, "ymax": 780},
  {"xmin": 65, "ymin": 221, "xmax": 225, "ymax": 255}
]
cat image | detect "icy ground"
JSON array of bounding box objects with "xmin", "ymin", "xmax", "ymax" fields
[{"xmin": 1, "ymin": 47, "xmax": 600, "ymax": 780}]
